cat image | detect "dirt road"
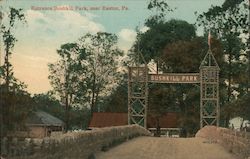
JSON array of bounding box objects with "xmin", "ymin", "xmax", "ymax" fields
[{"xmin": 96, "ymin": 137, "xmax": 237, "ymax": 159}]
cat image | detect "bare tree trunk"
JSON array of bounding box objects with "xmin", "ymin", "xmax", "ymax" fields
[
  {"xmin": 248, "ymin": 35, "xmax": 250, "ymax": 93},
  {"xmin": 4, "ymin": 38, "xmax": 11, "ymax": 155},
  {"xmin": 95, "ymin": 86, "xmax": 100, "ymax": 112},
  {"xmin": 248, "ymin": 14, "xmax": 250, "ymax": 93},
  {"xmin": 5, "ymin": 42, "xmax": 10, "ymax": 93},
  {"xmin": 64, "ymin": 68, "xmax": 70, "ymax": 132},
  {"xmin": 227, "ymin": 54, "xmax": 232, "ymax": 102},
  {"xmin": 225, "ymin": 51, "xmax": 232, "ymax": 127},
  {"xmin": 65, "ymin": 94, "xmax": 69, "ymax": 132},
  {"xmin": 91, "ymin": 73, "xmax": 96, "ymax": 117}
]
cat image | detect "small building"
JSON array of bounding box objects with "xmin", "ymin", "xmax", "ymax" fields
[
  {"xmin": 89, "ymin": 112, "xmax": 127, "ymax": 128},
  {"xmin": 22, "ymin": 111, "xmax": 64, "ymax": 138},
  {"xmin": 9, "ymin": 111, "xmax": 64, "ymax": 138},
  {"xmin": 89, "ymin": 112, "xmax": 180, "ymax": 136},
  {"xmin": 89, "ymin": 112, "xmax": 178, "ymax": 128}
]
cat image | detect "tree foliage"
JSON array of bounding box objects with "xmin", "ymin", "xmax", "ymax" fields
[
  {"xmin": 132, "ymin": 19, "xmax": 196, "ymax": 64},
  {"xmin": 146, "ymin": 0, "xmax": 173, "ymax": 27},
  {"xmin": 48, "ymin": 43, "xmax": 86, "ymax": 131},
  {"xmin": 78, "ymin": 32, "xmax": 123, "ymax": 114},
  {"xmin": 196, "ymin": 0, "xmax": 248, "ymax": 36},
  {"xmin": 0, "ymin": 8, "xmax": 26, "ymax": 91},
  {"xmin": 196, "ymin": 0, "xmax": 249, "ymax": 126},
  {"xmin": 48, "ymin": 32, "xmax": 123, "ymax": 131},
  {"xmin": 162, "ymin": 37, "xmax": 224, "ymax": 73},
  {"xmin": 103, "ymin": 77, "xmax": 128, "ymax": 113}
]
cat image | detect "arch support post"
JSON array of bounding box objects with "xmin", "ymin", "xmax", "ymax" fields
[
  {"xmin": 128, "ymin": 66, "xmax": 148, "ymax": 128},
  {"xmin": 200, "ymin": 49, "xmax": 220, "ymax": 128}
]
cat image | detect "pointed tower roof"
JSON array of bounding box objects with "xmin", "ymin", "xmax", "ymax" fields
[
  {"xmin": 200, "ymin": 31, "xmax": 220, "ymax": 70},
  {"xmin": 199, "ymin": 49, "xmax": 220, "ymax": 70}
]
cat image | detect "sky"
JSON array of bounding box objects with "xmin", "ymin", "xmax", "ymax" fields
[{"xmin": 0, "ymin": 0, "xmax": 225, "ymax": 94}]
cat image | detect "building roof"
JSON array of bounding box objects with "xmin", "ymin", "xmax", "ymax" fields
[
  {"xmin": 89, "ymin": 112, "xmax": 178, "ymax": 128},
  {"xmin": 89, "ymin": 112, "xmax": 127, "ymax": 128},
  {"xmin": 26, "ymin": 110, "xmax": 64, "ymax": 127}
]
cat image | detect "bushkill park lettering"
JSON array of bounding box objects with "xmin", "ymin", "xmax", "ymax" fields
[{"xmin": 149, "ymin": 74, "xmax": 200, "ymax": 83}]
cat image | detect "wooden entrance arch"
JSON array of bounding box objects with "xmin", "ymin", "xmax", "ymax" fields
[{"xmin": 128, "ymin": 48, "xmax": 220, "ymax": 129}]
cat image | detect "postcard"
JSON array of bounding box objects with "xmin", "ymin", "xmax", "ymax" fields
[{"xmin": 0, "ymin": 0, "xmax": 249, "ymax": 159}]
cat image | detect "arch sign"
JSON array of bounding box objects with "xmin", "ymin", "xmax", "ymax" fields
[
  {"xmin": 149, "ymin": 73, "xmax": 200, "ymax": 83},
  {"xmin": 128, "ymin": 48, "xmax": 220, "ymax": 129}
]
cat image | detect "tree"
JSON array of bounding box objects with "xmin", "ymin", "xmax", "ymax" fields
[
  {"xmin": 196, "ymin": 0, "xmax": 249, "ymax": 126},
  {"xmin": 48, "ymin": 43, "xmax": 87, "ymax": 131},
  {"xmin": 49, "ymin": 32, "xmax": 123, "ymax": 130},
  {"xmin": 0, "ymin": 8, "xmax": 26, "ymax": 92},
  {"xmin": 145, "ymin": 0, "xmax": 173, "ymax": 27},
  {"xmin": 102, "ymin": 76, "xmax": 128, "ymax": 113},
  {"xmin": 78, "ymin": 32, "xmax": 123, "ymax": 116},
  {"xmin": 161, "ymin": 37, "xmax": 224, "ymax": 73},
  {"xmin": 237, "ymin": 94, "xmax": 250, "ymax": 122},
  {"xmin": 103, "ymin": 88, "xmax": 127, "ymax": 113},
  {"xmin": 132, "ymin": 19, "xmax": 196, "ymax": 67}
]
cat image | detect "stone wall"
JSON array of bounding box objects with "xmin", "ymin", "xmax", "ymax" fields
[
  {"xmin": 1, "ymin": 125, "xmax": 151, "ymax": 159},
  {"xmin": 196, "ymin": 126, "xmax": 250, "ymax": 159}
]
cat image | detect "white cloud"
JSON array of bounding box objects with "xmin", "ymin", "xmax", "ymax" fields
[
  {"xmin": 117, "ymin": 27, "xmax": 149, "ymax": 52},
  {"xmin": 22, "ymin": 9, "xmax": 104, "ymax": 43},
  {"xmin": 117, "ymin": 28, "xmax": 137, "ymax": 52},
  {"xmin": 10, "ymin": 9, "xmax": 105, "ymax": 94},
  {"xmin": 118, "ymin": 28, "xmax": 136, "ymax": 42}
]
